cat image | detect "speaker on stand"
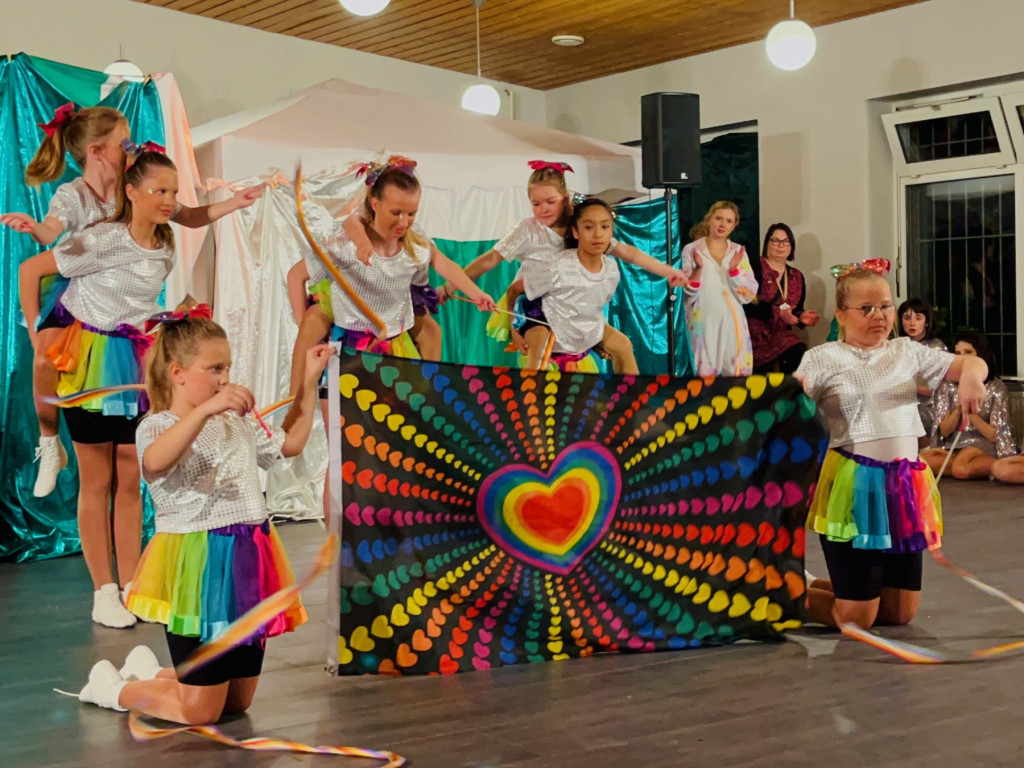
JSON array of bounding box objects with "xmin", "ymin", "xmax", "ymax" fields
[{"xmin": 640, "ymin": 92, "xmax": 701, "ymax": 376}]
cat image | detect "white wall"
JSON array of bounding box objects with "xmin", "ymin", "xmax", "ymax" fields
[
  {"xmin": 545, "ymin": 0, "xmax": 1024, "ymax": 341},
  {"xmin": 0, "ymin": 0, "xmax": 547, "ymax": 127}
]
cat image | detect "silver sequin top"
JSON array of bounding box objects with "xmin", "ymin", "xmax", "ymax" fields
[
  {"xmin": 46, "ymin": 177, "xmax": 115, "ymax": 234},
  {"xmin": 494, "ymin": 217, "xmax": 565, "ymax": 263},
  {"xmin": 522, "ymin": 249, "xmax": 620, "ymax": 355},
  {"xmin": 55, "ymin": 223, "xmax": 173, "ymax": 330},
  {"xmin": 796, "ymin": 338, "xmax": 954, "ymax": 449},
  {"xmin": 137, "ymin": 410, "xmax": 286, "ymax": 534},
  {"xmin": 321, "ymin": 224, "xmax": 430, "ymax": 338},
  {"xmin": 930, "ymin": 377, "xmax": 1017, "ymax": 458}
]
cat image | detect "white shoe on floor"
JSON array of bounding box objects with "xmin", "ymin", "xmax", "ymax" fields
[
  {"xmin": 119, "ymin": 645, "xmax": 162, "ymax": 681},
  {"xmin": 33, "ymin": 435, "xmax": 68, "ymax": 497},
  {"xmin": 92, "ymin": 584, "xmax": 137, "ymax": 628},
  {"xmin": 79, "ymin": 660, "xmax": 127, "ymax": 712}
]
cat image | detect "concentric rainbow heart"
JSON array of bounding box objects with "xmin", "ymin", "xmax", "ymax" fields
[{"xmin": 477, "ymin": 442, "xmax": 620, "ymax": 575}]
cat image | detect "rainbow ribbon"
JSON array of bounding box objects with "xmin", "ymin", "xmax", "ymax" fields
[
  {"xmin": 174, "ymin": 534, "xmax": 338, "ymax": 679},
  {"xmin": 42, "ymin": 384, "xmax": 145, "ymax": 408},
  {"xmin": 841, "ymin": 428, "xmax": 1024, "ymax": 663},
  {"xmin": 127, "ymin": 535, "xmax": 407, "ymax": 762},
  {"xmin": 129, "ymin": 712, "xmax": 406, "ymax": 766}
]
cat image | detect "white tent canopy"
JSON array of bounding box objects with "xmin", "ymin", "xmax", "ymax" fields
[{"xmin": 192, "ymin": 78, "xmax": 643, "ymax": 241}]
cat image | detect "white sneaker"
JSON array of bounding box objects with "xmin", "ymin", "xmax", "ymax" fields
[
  {"xmin": 79, "ymin": 660, "xmax": 127, "ymax": 712},
  {"xmin": 119, "ymin": 645, "xmax": 162, "ymax": 681},
  {"xmin": 33, "ymin": 435, "xmax": 68, "ymax": 497},
  {"xmin": 92, "ymin": 583, "xmax": 137, "ymax": 628}
]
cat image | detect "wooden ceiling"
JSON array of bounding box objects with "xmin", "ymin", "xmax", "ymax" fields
[{"xmin": 135, "ymin": 0, "xmax": 928, "ymax": 91}]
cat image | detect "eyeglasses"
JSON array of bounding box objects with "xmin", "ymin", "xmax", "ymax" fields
[
  {"xmin": 768, "ymin": 238, "xmax": 792, "ymax": 246},
  {"xmin": 840, "ymin": 303, "xmax": 896, "ymax": 317}
]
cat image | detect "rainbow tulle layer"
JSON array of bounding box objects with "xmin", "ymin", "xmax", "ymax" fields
[
  {"xmin": 808, "ymin": 449, "xmax": 942, "ymax": 554},
  {"xmin": 330, "ymin": 325, "xmax": 419, "ymax": 358},
  {"xmin": 45, "ymin": 308, "xmax": 151, "ymax": 416},
  {"xmin": 485, "ymin": 293, "xmax": 513, "ymax": 343},
  {"xmin": 18, "ymin": 275, "xmax": 69, "ymax": 330},
  {"xmin": 126, "ymin": 520, "xmax": 307, "ymax": 642},
  {"xmin": 309, "ymin": 278, "xmax": 334, "ymax": 321}
]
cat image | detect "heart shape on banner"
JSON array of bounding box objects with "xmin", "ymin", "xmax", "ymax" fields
[{"xmin": 477, "ymin": 441, "xmax": 621, "ymax": 575}]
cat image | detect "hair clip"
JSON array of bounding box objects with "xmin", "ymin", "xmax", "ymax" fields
[
  {"xmin": 528, "ymin": 160, "xmax": 574, "ymax": 174},
  {"xmin": 144, "ymin": 303, "xmax": 212, "ymax": 333},
  {"xmin": 122, "ymin": 139, "xmax": 167, "ymax": 165},
  {"xmin": 39, "ymin": 102, "xmax": 77, "ymax": 137},
  {"xmin": 357, "ymin": 155, "xmax": 418, "ymax": 187},
  {"xmin": 830, "ymin": 258, "xmax": 891, "ymax": 280}
]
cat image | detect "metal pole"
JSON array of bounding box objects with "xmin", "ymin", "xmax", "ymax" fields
[{"xmin": 665, "ymin": 188, "xmax": 675, "ymax": 376}]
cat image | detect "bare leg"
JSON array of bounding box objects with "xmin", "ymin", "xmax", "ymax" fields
[
  {"xmin": 523, "ymin": 327, "xmax": 549, "ymax": 371},
  {"xmin": 875, "ymin": 587, "xmax": 920, "ymax": 626},
  {"xmin": 832, "ymin": 596, "xmax": 881, "ymax": 630},
  {"xmin": 920, "ymin": 448, "xmax": 951, "ymax": 475},
  {"xmin": 951, "ymin": 446, "xmax": 996, "ymax": 480},
  {"xmin": 119, "ymin": 678, "xmax": 231, "ymax": 725},
  {"xmin": 805, "ymin": 586, "xmax": 838, "ymax": 627},
  {"xmin": 289, "ymin": 306, "xmax": 332, "ymax": 397},
  {"xmin": 601, "ymin": 324, "xmax": 638, "ymax": 375},
  {"xmin": 411, "ymin": 314, "xmax": 442, "ymax": 361},
  {"xmin": 74, "ymin": 441, "xmax": 115, "ymax": 589},
  {"xmin": 112, "ymin": 443, "xmax": 142, "ymax": 588},
  {"xmin": 991, "ymin": 456, "xmax": 1024, "ymax": 483},
  {"xmin": 321, "ymin": 399, "xmax": 331, "ymax": 521},
  {"xmin": 223, "ymin": 676, "xmax": 260, "ymax": 715},
  {"xmin": 34, "ymin": 327, "xmax": 63, "ymax": 437}
]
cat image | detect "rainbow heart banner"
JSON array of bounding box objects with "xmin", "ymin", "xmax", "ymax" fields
[{"xmin": 332, "ymin": 349, "xmax": 827, "ymax": 676}]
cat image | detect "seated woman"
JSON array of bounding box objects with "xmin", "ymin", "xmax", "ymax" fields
[
  {"xmin": 517, "ymin": 198, "xmax": 683, "ymax": 372},
  {"xmin": 921, "ymin": 331, "xmax": 1017, "ymax": 480}
]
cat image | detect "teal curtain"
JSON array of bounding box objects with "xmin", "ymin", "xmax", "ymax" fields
[
  {"xmin": 431, "ymin": 238, "xmax": 523, "ymax": 368},
  {"xmin": 0, "ymin": 53, "xmax": 164, "ymax": 563}
]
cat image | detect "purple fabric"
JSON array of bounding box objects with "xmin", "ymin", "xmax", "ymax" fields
[
  {"xmin": 834, "ymin": 448, "xmax": 930, "ymax": 554},
  {"xmin": 410, "ymin": 284, "xmax": 439, "ymax": 316},
  {"xmin": 335, "ymin": 327, "xmax": 394, "ymax": 354}
]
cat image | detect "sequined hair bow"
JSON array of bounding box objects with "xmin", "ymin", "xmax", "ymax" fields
[
  {"xmin": 528, "ymin": 160, "xmax": 574, "ymax": 174},
  {"xmin": 39, "ymin": 102, "xmax": 77, "ymax": 137},
  {"xmin": 357, "ymin": 155, "xmax": 418, "ymax": 187},
  {"xmin": 144, "ymin": 303, "xmax": 213, "ymax": 333},
  {"xmin": 122, "ymin": 139, "xmax": 167, "ymax": 161},
  {"xmin": 830, "ymin": 257, "xmax": 891, "ymax": 280}
]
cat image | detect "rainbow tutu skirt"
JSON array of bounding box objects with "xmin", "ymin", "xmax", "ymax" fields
[
  {"xmin": 808, "ymin": 448, "xmax": 942, "ymax": 554},
  {"xmin": 126, "ymin": 520, "xmax": 307, "ymax": 643}
]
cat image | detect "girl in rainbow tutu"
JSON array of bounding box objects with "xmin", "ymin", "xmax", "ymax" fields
[
  {"xmin": 798, "ymin": 268, "xmax": 986, "ymax": 629},
  {"xmin": 75, "ymin": 312, "xmax": 332, "ymax": 724}
]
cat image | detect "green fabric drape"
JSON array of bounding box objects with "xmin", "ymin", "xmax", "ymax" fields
[
  {"xmin": 685, "ymin": 132, "xmax": 760, "ymax": 256},
  {"xmin": 0, "ymin": 53, "xmax": 164, "ymax": 563},
  {"xmin": 609, "ymin": 195, "xmax": 694, "ymax": 377}
]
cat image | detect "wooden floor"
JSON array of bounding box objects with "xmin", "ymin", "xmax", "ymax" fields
[{"xmin": 3, "ymin": 480, "xmax": 1024, "ymax": 768}]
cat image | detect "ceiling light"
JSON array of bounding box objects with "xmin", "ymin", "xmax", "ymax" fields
[
  {"xmin": 552, "ymin": 34, "xmax": 585, "ymax": 47},
  {"xmin": 339, "ymin": 0, "xmax": 390, "ymax": 17},
  {"xmin": 103, "ymin": 58, "xmax": 144, "ymax": 83},
  {"xmin": 766, "ymin": 0, "xmax": 816, "ymax": 71},
  {"xmin": 461, "ymin": 1, "xmax": 500, "ymax": 116}
]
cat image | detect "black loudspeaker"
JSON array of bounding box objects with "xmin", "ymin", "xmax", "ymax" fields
[{"xmin": 641, "ymin": 92, "xmax": 701, "ymax": 188}]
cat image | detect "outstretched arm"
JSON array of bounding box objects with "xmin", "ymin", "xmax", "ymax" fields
[
  {"xmin": 609, "ymin": 241, "xmax": 687, "ymax": 286},
  {"xmin": 943, "ymin": 355, "xmax": 988, "ymax": 422},
  {"xmin": 281, "ymin": 344, "xmax": 335, "ymax": 457},
  {"xmin": 1, "ymin": 213, "xmax": 65, "ymax": 246},
  {"xmin": 171, "ymin": 184, "xmax": 265, "ymax": 228},
  {"xmin": 431, "ymin": 245, "xmax": 496, "ymax": 310},
  {"xmin": 287, "ymin": 261, "xmax": 310, "ymax": 325}
]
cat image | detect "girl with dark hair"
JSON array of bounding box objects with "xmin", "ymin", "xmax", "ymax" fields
[
  {"xmin": 746, "ymin": 223, "xmax": 820, "ymax": 373},
  {"xmin": 3, "ymin": 104, "xmax": 262, "ymax": 498},
  {"xmin": 18, "ymin": 148, "xmax": 179, "ymax": 628},
  {"xmin": 922, "ymin": 331, "xmax": 1017, "ymax": 480},
  {"xmin": 516, "ymin": 199, "xmax": 681, "ymax": 373},
  {"xmin": 897, "ymin": 297, "xmax": 947, "ymax": 444}
]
